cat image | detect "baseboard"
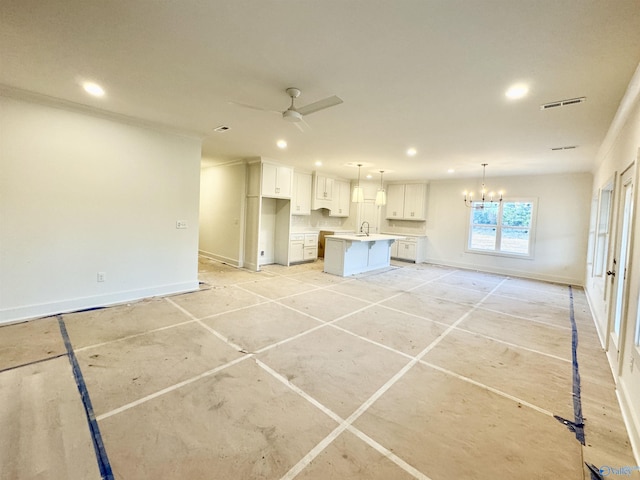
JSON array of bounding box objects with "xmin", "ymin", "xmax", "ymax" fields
[
  {"xmin": 0, "ymin": 281, "xmax": 199, "ymax": 325},
  {"xmin": 423, "ymin": 258, "xmax": 583, "ymax": 286},
  {"xmin": 584, "ymin": 287, "xmax": 607, "ymax": 348},
  {"xmin": 198, "ymin": 249, "xmax": 241, "ymax": 267},
  {"xmin": 616, "ymin": 383, "xmax": 640, "ymax": 466}
]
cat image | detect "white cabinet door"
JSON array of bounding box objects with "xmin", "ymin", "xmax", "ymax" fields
[
  {"xmin": 314, "ymin": 174, "xmax": 333, "ymax": 201},
  {"xmin": 386, "ymin": 184, "xmax": 405, "ymax": 219},
  {"xmin": 292, "ymin": 172, "xmax": 312, "ymax": 215},
  {"xmin": 312, "ymin": 174, "xmax": 334, "ymax": 210},
  {"xmin": 289, "ymin": 241, "xmax": 304, "ymax": 263},
  {"xmin": 397, "ymin": 240, "xmax": 417, "ymax": 260},
  {"xmin": 276, "ymin": 166, "xmax": 292, "ymax": 198},
  {"xmin": 390, "ymin": 237, "xmax": 426, "ymax": 263},
  {"xmin": 262, "ymin": 163, "xmax": 278, "ymax": 197},
  {"xmin": 262, "ymin": 164, "xmax": 292, "ymax": 198},
  {"xmin": 385, "ymin": 183, "xmax": 426, "ymax": 220},
  {"xmin": 403, "ymin": 184, "xmax": 426, "ymax": 220},
  {"xmin": 330, "ymin": 180, "xmax": 350, "ymax": 217}
]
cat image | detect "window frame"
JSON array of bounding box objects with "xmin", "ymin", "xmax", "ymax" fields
[
  {"xmin": 465, "ymin": 197, "xmax": 537, "ymax": 259},
  {"xmin": 592, "ymin": 180, "xmax": 615, "ymax": 278}
]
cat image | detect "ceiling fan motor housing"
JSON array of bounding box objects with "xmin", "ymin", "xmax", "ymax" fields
[{"xmin": 283, "ymin": 109, "xmax": 303, "ymax": 122}]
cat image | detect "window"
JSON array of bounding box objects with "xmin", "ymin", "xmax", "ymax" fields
[
  {"xmin": 593, "ymin": 182, "xmax": 614, "ymax": 277},
  {"xmin": 468, "ymin": 200, "xmax": 535, "ymax": 257}
]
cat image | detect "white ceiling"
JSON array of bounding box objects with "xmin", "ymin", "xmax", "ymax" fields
[{"xmin": 2, "ymin": 0, "xmax": 640, "ymax": 181}]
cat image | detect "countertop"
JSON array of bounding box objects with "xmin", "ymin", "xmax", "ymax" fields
[
  {"xmin": 326, "ymin": 233, "xmax": 406, "ymax": 242},
  {"xmin": 380, "ymin": 232, "xmax": 427, "ymax": 238}
]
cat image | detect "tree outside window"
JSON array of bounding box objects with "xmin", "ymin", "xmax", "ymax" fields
[{"xmin": 468, "ymin": 200, "xmax": 535, "ymax": 257}]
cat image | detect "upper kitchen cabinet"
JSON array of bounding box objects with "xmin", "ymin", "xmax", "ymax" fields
[
  {"xmin": 386, "ymin": 183, "xmax": 427, "ymax": 221},
  {"xmin": 312, "ymin": 173, "xmax": 334, "ymax": 210},
  {"xmin": 292, "ymin": 171, "xmax": 312, "ymax": 215},
  {"xmin": 262, "ymin": 163, "xmax": 293, "ymax": 198},
  {"xmin": 329, "ymin": 179, "xmax": 350, "ymax": 217}
]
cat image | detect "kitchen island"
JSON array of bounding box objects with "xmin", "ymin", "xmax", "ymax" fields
[{"xmin": 323, "ymin": 233, "xmax": 406, "ymax": 277}]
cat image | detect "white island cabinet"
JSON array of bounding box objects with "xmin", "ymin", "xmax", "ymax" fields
[{"xmin": 323, "ymin": 234, "xmax": 406, "ymax": 277}]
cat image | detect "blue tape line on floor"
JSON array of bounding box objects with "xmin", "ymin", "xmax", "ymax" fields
[
  {"xmin": 586, "ymin": 462, "xmax": 605, "ymax": 480},
  {"xmin": 57, "ymin": 315, "xmax": 114, "ymax": 480},
  {"xmin": 565, "ymin": 286, "xmax": 585, "ymax": 444}
]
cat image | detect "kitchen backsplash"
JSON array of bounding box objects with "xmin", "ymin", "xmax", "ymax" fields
[
  {"xmin": 291, "ymin": 209, "xmax": 353, "ymax": 231},
  {"xmin": 382, "ymin": 219, "xmax": 427, "ymax": 235}
]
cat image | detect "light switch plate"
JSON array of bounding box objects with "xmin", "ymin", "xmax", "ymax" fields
[{"xmin": 176, "ymin": 221, "xmax": 188, "ymax": 229}]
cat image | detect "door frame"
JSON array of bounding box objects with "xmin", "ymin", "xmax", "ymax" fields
[{"xmin": 606, "ymin": 162, "xmax": 636, "ymax": 375}]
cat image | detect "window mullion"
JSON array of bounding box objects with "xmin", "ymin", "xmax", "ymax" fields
[{"xmin": 495, "ymin": 202, "xmax": 503, "ymax": 252}]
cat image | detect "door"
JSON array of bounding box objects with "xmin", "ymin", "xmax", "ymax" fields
[{"xmin": 607, "ymin": 166, "xmax": 635, "ymax": 373}]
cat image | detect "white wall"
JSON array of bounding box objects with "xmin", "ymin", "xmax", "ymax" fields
[
  {"xmin": 585, "ymin": 63, "xmax": 640, "ymax": 462},
  {"xmin": 0, "ymin": 96, "xmax": 202, "ymax": 323},
  {"xmin": 424, "ymin": 173, "xmax": 593, "ymax": 285},
  {"xmin": 199, "ymin": 162, "xmax": 246, "ymax": 266}
]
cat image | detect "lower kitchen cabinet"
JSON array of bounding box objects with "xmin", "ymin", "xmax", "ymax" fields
[
  {"xmin": 289, "ymin": 232, "xmax": 318, "ymax": 264},
  {"xmin": 389, "ymin": 235, "xmax": 427, "ymax": 263}
]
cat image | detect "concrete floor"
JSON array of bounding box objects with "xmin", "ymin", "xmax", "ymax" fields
[{"xmin": 1, "ymin": 257, "xmax": 638, "ymax": 479}]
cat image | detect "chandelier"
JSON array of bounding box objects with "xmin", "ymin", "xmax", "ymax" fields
[{"xmin": 463, "ymin": 163, "xmax": 503, "ymax": 208}]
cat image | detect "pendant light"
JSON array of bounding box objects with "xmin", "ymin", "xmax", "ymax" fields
[
  {"xmin": 352, "ymin": 163, "xmax": 364, "ymax": 203},
  {"xmin": 375, "ymin": 170, "xmax": 387, "ymax": 206}
]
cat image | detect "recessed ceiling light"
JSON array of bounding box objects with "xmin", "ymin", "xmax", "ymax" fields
[
  {"xmin": 83, "ymin": 82, "xmax": 105, "ymax": 97},
  {"xmin": 366, "ymin": 174, "xmax": 372, "ymax": 179},
  {"xmin": 447, "ymin": 168, "xmax": 455, "ymax": 173},
  {"xmin": 505, "ymin": 83, "xmax": 529, "ymax": 99},
  {"xmin": 315, "ymin": 161, "xmax": 322, "ymax": 167},
  {"xmin": 276, "ymin": 139, "xmax": 287, "ymax": 149},
  {"xmin": 407, "ymin": 148, "xmax": 417, "ymax": 157}
]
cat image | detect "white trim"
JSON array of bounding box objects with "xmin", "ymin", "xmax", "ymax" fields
[
  {"xmin": 423, "ymin": 259, "xmax": 583, "ymax": 286},
  {"xmin": 616, "ymin": 382, "xmax": 640, "ymax": 466},
  {"xmin": 198, "ymin": 249, "xmax": 242, "ymax": 267},
  {"xmin": 0, "ymin": 281, "xmax": 199, "ymax": 325}
]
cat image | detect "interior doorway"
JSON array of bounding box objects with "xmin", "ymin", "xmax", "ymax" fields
[{"xmin": 607, "ymin": 165, "xmax": 635, "ymax": 374}]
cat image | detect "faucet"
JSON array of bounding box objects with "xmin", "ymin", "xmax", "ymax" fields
[{"xmin": 360, "ymin": 221, "xmax": 370, "ymax": 236}]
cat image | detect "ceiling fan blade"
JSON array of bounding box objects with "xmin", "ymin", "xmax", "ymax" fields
[
  {"xmin": 297, "ymin": 95, "xmax": 343, "ymax": 116},
  {"xmin": 293, "ymin": 118, "xmax": 311, "ymax": 132},
  {"xmin": 228, "ymin": 101, "xmax": 280, "ymax": 114}
]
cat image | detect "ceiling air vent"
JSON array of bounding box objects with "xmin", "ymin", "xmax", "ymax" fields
[
  {"xmin": 540, "ymin": 97, "xmax": 586, "ymax": 110},
  {"xmin": 551, "ymin": 145, "xmax": 578, "ymax": 151},
  {"xmin": 214, "ymin": 125, "xmax": 230, "ymax": 132}
]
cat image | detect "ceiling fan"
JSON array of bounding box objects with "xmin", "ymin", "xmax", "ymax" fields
[{"xmin": 232, "ymin": 87, "xmax": 343, "ymax": 129}]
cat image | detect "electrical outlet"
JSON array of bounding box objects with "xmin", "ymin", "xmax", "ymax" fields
[
  {"xmin": 176, "ymin": 221, "xmax": 188, "ymax": 229},
  {"xmin": 97, "ymin": 272, "xmax": 106, "ymax": 282}
]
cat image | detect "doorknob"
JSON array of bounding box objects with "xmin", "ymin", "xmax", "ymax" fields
[{"xmin": 606, "ymin": 270, "xmax": 616, "ymax": 276}]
